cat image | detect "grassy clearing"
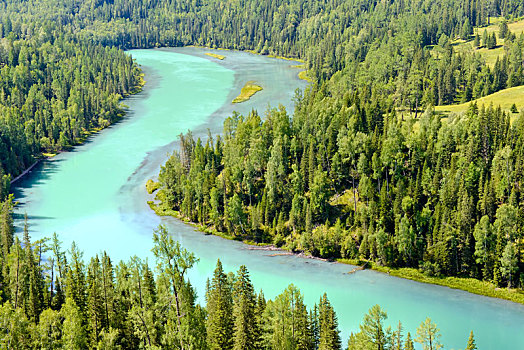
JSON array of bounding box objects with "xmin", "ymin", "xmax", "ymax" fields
[
  {"xmin": 330, "ymin": 189, "xmax": 360, "ymax": 212},
  {"xmin": 435, "ymin": 85, "xmax": 524, "ymax": 115},
  {"xmin": 205, "ymin": 52, "xmax": 226, "ymax": 60},
  {"xmin": 434, "ymin": 18, "xmax": 524, "ymax": 67},
  {"xmin": 338, "ymin": 259, "xmax": 524, "ymax": 305},
  {"xmin": 232, "ymin": 81, "xmax": 263, "ymax": 103}
]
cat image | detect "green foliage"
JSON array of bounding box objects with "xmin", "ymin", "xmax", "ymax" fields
[
  {"xmin": 349, "ymin": 304, "xmax": 392, "ymax": 349},
  {"xmin": 232, "ymin": 265, "xmax": 258, "ymax": 350},
  {"xmin": 206, "ymin": 260, "xmax": 234, "ymax": 349},
  {"xmin": 415, "ymin": 318, "xmax": 442, "ymax": 350},
  {"xmin": 0, "ymin": 212, "xmax": 476, "ymax": 349},
  {"xmin": 466, "ymin": 330, "xmax": 477, "ymax": 350},
  {"xmin": 0, "ymin": 38, "xmax": 140, "ymax": 179},
  {"xmin": 157, "ymin": 98, "xmax": 524, "ymax": 291},
  {"xmin": 318, "ymin": 293, "xmax": 341, "ymax": 350}
]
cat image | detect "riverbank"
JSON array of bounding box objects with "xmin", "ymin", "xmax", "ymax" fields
[
  {"xmin": 186, "ymin": 45, "xmax": 310, "ymax": 83},
  {"xmin": 9, "ymin": 73, "xmax": 145, "ymax": 186},
  {"xmin": 149, "ymin": 184, "xmax": 524, "ymax": 306},
  {"xmin": 338, "ymin": 258, "xmax": 524, "ymax": 305}
]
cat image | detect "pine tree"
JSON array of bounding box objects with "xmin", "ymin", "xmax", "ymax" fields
[
  {"xmin": 66, "ymin": 242, "xmax": 87, "ymax": 318},
  {"xmin": 100, "ymin": 252, "xmax": 116, "ymax": 329},
  {"xmin": 393, "ymin": 321, "xmax": 403, "ymax": 350},
  {"xmin": 466, "ymin": 330, "xmax": 477, "ymax": 349},
  {"xmin": 405, "ymin": 332, "xmax": 415, "ymax": 350},
  {"xmin": 293, "ymin": 290, "xmax": 312, "ymax": 350},
  {"xmin": 310, "ymin": 305, "xmax": 320, "ymax": 349},
  {"xmin": 232, "ymin": 265, "xmax": 257, "ymax": 350},
  {"xmin": 206, "ymin": 259, "xmax": 233, "ymax": 350},
  {"xmin": 482, "ymin": 29, "xmax": 489, "ymax": 47},
  {"xmin": 23, "ymin": 217, "xmax": 44, "ymax": 323},
  {"xmin": 0, "ymin": 197, "xmax": 14, "ymax": 300},
  {"xmin": 473, "ymin": 33, "xmax": 480, "ymax": 47},
  {"xmin": 499, "ymin": 20, "xmax": 509, "ymax": 39},
  {"xmin": 87, "ymin": 256, "xmax": 105, "ymax": 346},
  {"xmin": 8, "ymin": 236, "xmax": 26, "ymax": 312},
  {"xmin": 254, "ymin": 291, "xmax": 267, "ymax": 349},
  {"xmin": 487, "ymin": 32, "xmax": 497, "ymax": 49},
  {"xmin": 318, "ymin": 293, "xmax": 341, "ymax": 350}
]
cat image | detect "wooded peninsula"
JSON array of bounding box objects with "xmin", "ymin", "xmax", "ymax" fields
[{"xmin": 1, "ymin": 0, "xmax": 523, "ymax": 348}]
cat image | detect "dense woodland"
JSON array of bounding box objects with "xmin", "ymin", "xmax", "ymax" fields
[
  {"xmin": 158, "ymin": 101, "xmax": 524, "ymax": 288},
  {"xmin": 0, "ymin": 215, "xmax": 476, "ymax": 349},
  {"xmin": 0, "ymin": 0, "xmax": 523, "ymax": 347}
]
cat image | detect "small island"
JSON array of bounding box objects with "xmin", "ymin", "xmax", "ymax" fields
[
  {"xmin": 205, "ymin": 52, "xmax": 226, "ymax": 60},
  {"xmin": 232, "ymin": 81, "xmax": 263, "ymax": 103}
]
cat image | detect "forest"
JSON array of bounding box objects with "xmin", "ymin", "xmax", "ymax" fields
[
  {"xmin": 0, "ymin": 0, "xmax": 523, "ymax": 347},
  {"xmin": 0, "ymin": 204, "xmax": 476, "ymax": 349}
]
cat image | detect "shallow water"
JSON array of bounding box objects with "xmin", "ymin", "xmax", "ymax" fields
[{"xmin": 13, "ymin": 48, "xmax": 524, "ymax": 349}]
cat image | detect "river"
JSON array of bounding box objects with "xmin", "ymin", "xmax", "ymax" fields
[{"xmin": 12, "ymin": 47, "xmax": 524, "ymax": 349}]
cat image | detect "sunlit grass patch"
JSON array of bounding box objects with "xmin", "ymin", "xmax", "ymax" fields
[
  {"xmin": 435, "ymin": 85, "xmax": 524, "ymax": 115},
  {"xmin": 232, "ymin": 81, "xmax": 263, "ymax": 103},
  {"xmin": 205, "ymin": 52, "xmax": 226, "ymax": 60}
]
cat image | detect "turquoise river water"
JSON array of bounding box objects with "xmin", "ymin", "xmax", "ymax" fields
[{"xmin": 12, "ymin": 48, "xmax": 524, "ymax": 349}]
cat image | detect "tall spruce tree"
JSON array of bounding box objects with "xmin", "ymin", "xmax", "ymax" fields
[
  {"xmin": 232, "ymin": 265, "xmax": 258, "ymax": 350},
  {"xmin": 206, "ymin": 259, "xmax": 233, "ymax": 350},
  {"xmin": 318, "ymin": 293, "xmax": 341, "ymax": 350}
]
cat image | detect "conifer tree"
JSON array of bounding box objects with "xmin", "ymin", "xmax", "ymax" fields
[
  {"xmin": 254, "ymin": 291, "xmax": 267, "ymax": 348},
  {"xmin": 23, "ymin": 217, "xmax": 44, "ymax": 323},
  {"xmin": 415, "ymin": 317, "xmax": 442, "ymax": 350},
  {"xmin": 393, "ymin": 321, "xmax": 403, "ymax": 350},
  {"xmin": 232, "ymin": 265, "xmax": 257, "ymax": 350},
  {"xmin": 9, "ymin": 237, "xmax": 25, "ymax": 311},
  {"xmin": 0, "ymin": 197, "xmax": 14, "ymax": 300},
  {"xmin": 466, "ymin": 330, "xmax": 477, "ymax": 349},
  {"xmin": 87, "ymin": 256, "xmax": 105, "ymax": 346},
  {"xmin": 206, "ymin": 259, "xmax": 234, "ymax": 349},
  {"xmin": 66, "ymin": 242, "xmax": 87, "ymax": 318},
  {"xmin": 405, "ymin": 332, "xmax": 415, "ymax": 350},
  {"xmin": 359, "ymin": 304, "xmax": 391, "ymax": 349},
  {"xmin": 100, "ymin": 252, "xmax": 116, "ymax": 329},
  {"xmin": 318, "ymin": 293, "xmax": 341, "ymax": 350}
]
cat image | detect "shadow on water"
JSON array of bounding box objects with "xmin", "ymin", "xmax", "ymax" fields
[{"xmin": 11, "ymin": 159, "xmax": 64, "ymax": 199}]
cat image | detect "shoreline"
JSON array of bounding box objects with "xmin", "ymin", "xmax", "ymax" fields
[
  {"xmin": 10, "ymin": 158, "xmax": 43, "ymax": 184},
  {"xmin": 185, "ymin": 45, "xmax": 310, "ymax": 82},
  {"xmin": 149, "ymin": 193, "xmax": 524, "ymax": 306},
  {"xmin": 9, "ymin": 74, "xmax": 146, "ymax": 186}
]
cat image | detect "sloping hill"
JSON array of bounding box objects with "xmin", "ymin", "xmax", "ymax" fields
[{"xmin": 435, "ymin": 85, "xmax": 524, "ymax": 115}]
